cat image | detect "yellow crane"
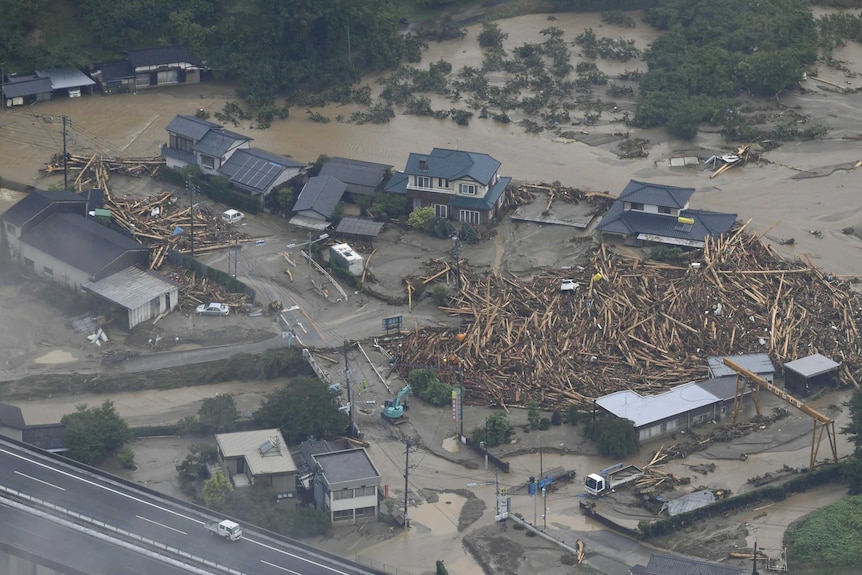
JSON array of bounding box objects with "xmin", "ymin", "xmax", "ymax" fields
[{"xmin": 722, "ymin": 358, "xmax": 838, "ymax": 471}]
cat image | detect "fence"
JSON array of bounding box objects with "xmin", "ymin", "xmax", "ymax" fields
[
  {"xmin": 353, "ymin": 554, "xmax": 416, "ymax": 575},
  {"xmin": 463, "ymin": 436, "xmax": 510, "ymax": 473},
  {"xmin": 166, "ymin": 249, "xmax": 256, "ymax": 302}
]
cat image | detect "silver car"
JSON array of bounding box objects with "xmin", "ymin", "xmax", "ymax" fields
[{"xmin": 196, "ymin": 302, "xmax": 230, "ymax": 316}]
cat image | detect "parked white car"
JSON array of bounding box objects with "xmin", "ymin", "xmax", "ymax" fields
[
  {"xmin": 221, "ymin": 209, "xmax": 245, "ymax": 224},
  {"xmin": 196, "ymin": 302, "xmax": 230, "ymax": 316}
]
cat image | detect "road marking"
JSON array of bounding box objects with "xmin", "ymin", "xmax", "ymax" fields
[
  {"xmin": 14, "ymin": 471, "xmax": 65, "ymax": 491},
  {"xmin": 261, "ymin": 560, "xmax": 301, "ymax": 574},
  {"xmin": 246, "ymin": 538, "xmax": 351, "ymax": 575},
  {"xmin": 0, "ymin": 448, "xmax": 196, "ymax": 523},
  {"xmin": 136, "ymin": 515, "xmax": 187, "ymax": 535}
]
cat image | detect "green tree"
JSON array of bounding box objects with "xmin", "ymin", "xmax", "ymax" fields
[
  {"xmin": 198, "ymin": 394, "xmax": 240, "ymax": 433},
  {"xmin": 408, "ymin": 369, "xmax": 453, "ymax": 407},
  {"xmin": 177, "ymin": 443, "xmax": 219, "ymax": 484},
  {"xmin": 471, "ymin": 412, "xmax": 511, "ymax": 448},
  {"xmin": 62, "ymin": 400, "xmax": 134, "ymax": 465},
  {"xmin": 478, "ymin": 23, "xmax": 507, "ymax": 49},
  {"xmin": 527, "ymin": 400, "xmax": 541, "ymax": 429},
  {"xmin": 370, "ymin": 191, "xmax": 408, "ymax": 220},
  {"xmin": 407, "ymin": 207, "xmax": 435, "ymax": 232},
  {"xmin": 203, "ymin": 471, "xmax": 232, "ymax": 508},
  {"xmin": 435, "ymin": 560, "xmax": 450, "ymax": 575},
  {"xmin": 841, "ymin": 389, "xmax": 862, "ymax": 494},
  {"xmin": 254, "ymin": 377, "xmax": 349, "ymax": 443},
  {"xmin": 584, "ymin": 418, "xmax": 639, "ymax": 459}
]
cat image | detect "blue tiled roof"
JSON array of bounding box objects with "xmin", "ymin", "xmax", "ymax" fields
[
  {"xmin": 450, "ymin": 177, "xmax": 511, "ymax": 211},
  {"xmin": 597, "ymin": 202, "xmax": 736, "ymax": 244},
  {"xmin": 384, "ymin": 172, "xmax": 409, "ymax": 194},
  {"xmin": 195, "ymin": 128, "xmax": 249, "ymax": 157},
  {"xmin": 619, "ymin": 180, "xmax": 694, "ymax": 208},
  {"xmin": 320, "ymin": 157, "xmax": 391, "ymax": 196},
  {"xmin": 404, "ymin": 148, "xmax": 500, "ymax": 185}
]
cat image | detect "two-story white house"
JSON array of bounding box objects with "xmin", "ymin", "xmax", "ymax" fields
[
  {"xmin": 385, "ymin": 148, "xmax": 512, "ymax": 225},
  {"xmin": 163, "ymin": 115, "xmax": 251, "ymax": 176},
  {"xmin": 596, "ymin": 180, "xmax": 737, "ymax": 248},
  {"xmin": 312, "ymin": 448, "xmax": 381, "ymax": 524}
]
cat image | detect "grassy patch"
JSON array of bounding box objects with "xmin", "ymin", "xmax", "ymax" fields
[{"xmin": 785, "ymin": 495, "xmax": 862, "ymax": 574}]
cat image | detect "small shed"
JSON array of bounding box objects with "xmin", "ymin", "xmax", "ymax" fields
[
  {"xmin": 784, "ymin": 353, "xmax": 840, "ymax": 397},
  {"xmin": 334, "ymin": 217, "xmax": 384, "ymax": 245},
  {"xmin": 708, "ymin": 353, "xmax": 775, "ymax": 383},
  {"xmin": 83, "ymin": 267, "xmax": 178, "ymax": 329}
]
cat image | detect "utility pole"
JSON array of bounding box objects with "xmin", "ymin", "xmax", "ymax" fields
[
  {"xmin": 540, "ymin": 447, "xmax": 546, "ymax": 531},
  {"xmin": 233, "ymin": 236, "xmax": 239, "ymax": 278},
  {"xmin": 494, "ymin": 468, "xmax": 499, "ymax": 515},
  {"xmin": 187, "ymin": 174, "xmax": 196, "ymax": 256},
  {"xmin": 457, "ymin": 362, "xmax": 465, "ymax": 439},
  {"xmin": 453, "ymin": 236, "xmax": 462, "ymax": 294},
  {"xmin": 307, "ymin": 231, "xmax": 313, "ymax": 280},
  {"xmin": 751, "ymin": 541, "xmax": 760, "ymax": 575},
  {"xmin": 62, "ymin": 115, "xmax": 71, "ymax": 190},
  {"xmin": 403, "ymin": 439, "xmax": 410, "ymax": 529},
  {"xmin": 343, "ymin": 339, "xmax": 355, "ymax": 438}
]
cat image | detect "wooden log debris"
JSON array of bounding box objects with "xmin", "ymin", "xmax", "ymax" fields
[{"xmin": 386, "ymin": 227, "xmax": 862, "ymax": 410}]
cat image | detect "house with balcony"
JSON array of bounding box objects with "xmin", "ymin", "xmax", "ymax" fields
[
  {"xmin": 163, "ymin": 115, "xmax": 251, "ymax": 176},
  {"xmin": 385, "ymin": 148, "xmax": 511, "ymax": 225},
  {"xmin": 311, "ymin": 448, "xmax": 381, "ymax": 524},
  {"xmin": 215, "ymin": 429, "xmax": 298, "ymax": 504},
  {"xmin": 596, "ymin": 180, "xmax": 737, "ymax": 248}
]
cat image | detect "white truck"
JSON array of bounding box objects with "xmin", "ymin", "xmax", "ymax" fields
[
  {"xmin": 585, "ymin": 463, "xmax": 644, "ymax": 496},
  {"xmin": 205, "ymin": 519, "xmax": 243, "ymax": 541}
]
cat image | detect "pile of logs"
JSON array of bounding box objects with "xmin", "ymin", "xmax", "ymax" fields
[
  {"xmin": 503, "ymin": 183, "xmax": 616, "ymax": 212},
  {"xmin": 388, "ymin": 223, "xmax": 862, "ymax": 409},
  {"xmin": 41, "ymin": 154, "xmax": 249, "ymax": 269},
  {"xmin": 161, "ymin": 267, "xmax": 250, "ymax": 313}
]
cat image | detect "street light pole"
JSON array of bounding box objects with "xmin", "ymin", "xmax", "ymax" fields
[{"xmin": 458, "ymin": 362, "xmax": 465, "ymax": 439}]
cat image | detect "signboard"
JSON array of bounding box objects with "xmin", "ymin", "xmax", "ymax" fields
[
  {"xmin": 382, "ymin": 315, "xmax": 403, "ymax": 333},
  {"xmin": 451, "ymin": 389, "xmax": 461, "ymax": 421}
]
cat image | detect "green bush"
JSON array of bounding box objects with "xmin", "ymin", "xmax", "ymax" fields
[
  {"xmin": 478, "ymin": 23, "xmax": 508, "ymax": 49},
  {"xmin": 117, "ymin": 446, "xmax": 136, "ymax": 469},
  {"xmin": 157, "ymin": 167, "xmax": 260, "ymax": 214},
  {"xmin": 584, "ymin": 417, "xmax": 639, "ymax": 459},
  {"xmin": 408, "ymin": 369, "xmax": 454, "ymax": 407},
  {"xmin": 538, "ymin": 417, "xmax": 552, "ymax": 430},
  {"xmin": 431, "ymin": 285, "xmax": 450, "ymax": 306},
  {"xmin": 528, "ymin": 400, "xmax": 541, "ymax": 429},
  {"xmin": 134, "ymin": 424, "xmax": 180, "ymax": 438},
  {"xmin": 408, "ymin": 207, "xmax": 436, "ymax": 231},
  {"xmin": 471, "ymin": 412, "xmax": 511, "ymax": 448},
  {"xmin": 566, "ymin": 405, "xmax": 581, "ymax": 425}
]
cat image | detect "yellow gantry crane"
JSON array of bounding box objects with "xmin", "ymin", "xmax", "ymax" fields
[{"xmin": 723, "ymin": 358, "xmax": 838, "ymax": 471}]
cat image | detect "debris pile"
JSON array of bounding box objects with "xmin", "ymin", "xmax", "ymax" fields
[
  {"xmin": 708, "ymin": 144, "xmax": 763, "ymax": 179},
  {"xmin": 42, "ymin": 153, "xmax": 249, "ymax": 269},
  {"xmin": 161, "ymin": 267, "xmax": 251, "ymax": 313},
  {"xmin": 503, "ymin": 182, "xmax": 615, "ymax": 211},
  {"xmin": 389, "ymin": 224, "xmax": 862, "ymax": 409}
]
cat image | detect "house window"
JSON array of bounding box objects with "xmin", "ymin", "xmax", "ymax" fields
[
  {"xmin": 630, "ymin": 202, "xmax": 644, "ymax": 211},
  {"xmin": 355, "ymin": 486, "xmax": 376, "ymax": 497},
  {"xmin": 459, "ymin": 210, "xmax": 480, "ymax": 225},
  {"xmin": 5, "ymin": 222, "xmax": 16, "ymax": 235},
  {"xmin": 438, "ymin": 178, "xmax": 448, "ymax": 188},
  {"xmin": 434, "ymin": 204, "xmax": 448, "ymax": 219},
  {"xmin": 43, "ymin": 266, "xmax": 53, "ymax": 277},
  {"xmin": 459, "ymin": 183, "xmax": 477, "ymax": 195},
  {"xmin": 200, "ymin": 155, "xmax": 216, "ymax": 169},
  {"xmin": 415, "ymin": 175, "xmax": 431, "ymax": 189},
  {"xmin": 332, "ymin": 488, "xmax": 353, "ymax": 500},
  {"xmin": 23, "ymin": 258, "xmax": 34, "ymax": 271},
  {"xmin": 333, "ymin": 510, "xmax": 353, "ymax": 520},
  {"xmin": 169, "ymin": 134, "xmax": 194, "ymax": 153},
  {"xmin": 355, "ymin": 506, "xmax": 375, "ymax": 517},
  {"xmin": 658, "ymin": 206, "xmax": 672, "ymax": 214}
]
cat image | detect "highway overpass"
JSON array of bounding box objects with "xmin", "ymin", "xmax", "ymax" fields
[{"xmin": 0, "ymin": 437, "xmax": 388, "ymax": 575}]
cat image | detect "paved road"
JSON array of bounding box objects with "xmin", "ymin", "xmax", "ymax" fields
[
  {"xmin": 0, "ymin": 503, "xmax": 195, "ymax": 575},
  {"xmin": 0, "ymin": 439, "xmax": 383, "ymax": 575},
  {"xmin": 119, "ymin": 334, "xmax": 289, "ymax": 373}
]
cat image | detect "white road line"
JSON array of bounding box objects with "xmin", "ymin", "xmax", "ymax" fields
[
  {"xmin": 0, "ymin": 448, "xmax": 196, "ymax": 523},
  {"xmin": 246, "ymin": 538, "xmax": 351, "ymax": 575},
  {"xmin": 14, "ymin": 471, "xmax": 65, "ymax": 491},
  {"xmin": 261, "ymin": 560, "xmax": 301, "ymax": 574},
  {"xmin": 136, "ymin": 515, "xmax": 187, "ymax": 535}
]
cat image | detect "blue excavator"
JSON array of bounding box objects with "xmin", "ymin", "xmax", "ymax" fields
[{"xmin": 382, "ymin": 385, "xmax": 411, "ymax": 423}]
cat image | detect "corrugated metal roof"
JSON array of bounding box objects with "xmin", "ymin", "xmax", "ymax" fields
[
  {"xmin": 83, "ymin": 267, "xmax": 177, "ymax": 310},
  {"xmin": 216, "ymin": 429, "xmax": 297, "ymax": 476},
  {"xmin": 708, "ymin": 354, "xmax": 775, "ymax": 378},
  {"xmin": 125, "ymin": 45, "xmax": 202, "ymax": 68},
  {"xmin": 661, "ymin": 489, "xmax": 715, "ymax": 516},
  {"xmin": 595, "ymin": 382, "xmax": 720, "ymax": 428},
  {"xmin": 694, "ymin": 376, "xmax": 744, "ymax": 401},
  {"xmin": 312, "ymin": 448, "xmax": 380, "ymax": 486},
  {"xmin": 642, "ymin": 554, "xmax": 744, "ymax": 575},
  {"xmin": 784, "ymin": 353, "xmax": 840, "ymax": 378},
  {"xmin": 335, "ymin": 217, "xmax": 384, "ymax": 238},
  {"xmin": 35, "ymin": 68, "xmax": 95, "ymax": 90}
]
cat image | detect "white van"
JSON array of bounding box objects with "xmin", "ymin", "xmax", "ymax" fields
[
  {"xmin": 68, "ymin": 88, "xmax": 82, "ymax": 98},
  {"xmin": 221, "ymin": 209, "xmax": 245, "ymax": 224}
]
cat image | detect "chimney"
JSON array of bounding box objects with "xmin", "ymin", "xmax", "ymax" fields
[{"xmin": 419, "ymin": 157, "xmax": 428, "ymax": 171}]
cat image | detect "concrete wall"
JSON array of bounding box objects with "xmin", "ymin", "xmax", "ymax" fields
[
  {"xmin": 17, "ymin": 245, "xmax": 90, "ymax": 292},
  {"xmin": 0, "ymin": 425, "xmax": 23, "ymax": 442}
]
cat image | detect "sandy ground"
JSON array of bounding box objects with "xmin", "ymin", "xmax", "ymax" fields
[{"xmin": 1, "ymin": 8, "xmax": 861, "ymax": 575}]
